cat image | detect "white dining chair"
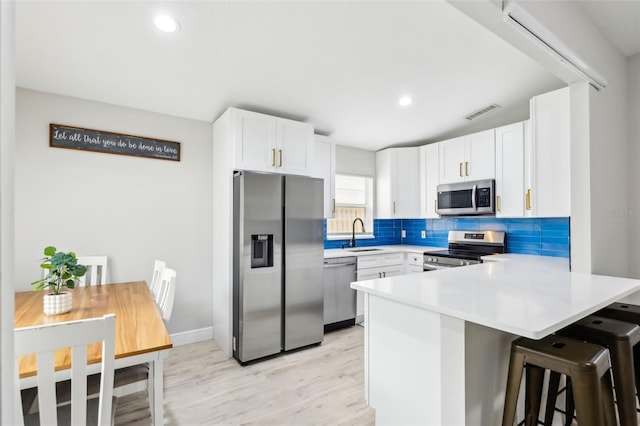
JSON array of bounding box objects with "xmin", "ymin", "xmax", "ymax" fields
[
  {"xmin": 149, "ymin": 260, "xmax": 166, "ymax": 304},
  {"xmin": 76, "ymin": 256, "xmax": 108, "ymax": 286},
  {"xmin": 157, "ymin": 267, "xmax": 176, "ymax": 322},
  {"xmin": 93, "ymin": 268, "xmax": 176, "ymax": 409},
  {"xmin": 15, "ymin": 314, "xmax": 116, "ymax": 426}
]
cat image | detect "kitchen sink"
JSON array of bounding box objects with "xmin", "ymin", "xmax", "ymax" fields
[{"xmin": 347, "ymin": 248, "xmax": 383, "ymax": 252}]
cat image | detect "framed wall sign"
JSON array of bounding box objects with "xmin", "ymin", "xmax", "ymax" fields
[{"xmin": 49, "ymin": 123, "xmax": 181, "ymax": 162}]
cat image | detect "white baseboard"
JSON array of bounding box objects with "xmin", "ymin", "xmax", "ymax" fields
[{"xmin": 170, "ymin": 327, "xmax": 213, "ymax": 347}]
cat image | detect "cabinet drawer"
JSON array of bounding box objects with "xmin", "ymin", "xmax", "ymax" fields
[
  {"xmin": 356, "ymin": 264, "xmax": 405, "ymax": 280},
  {"xmin": 405, "ymin": 253, "xmax": 423, "ymax": 267},
  {"xmin": 357, "ymin": 253, "xmax": 404, "ymax": 270}
]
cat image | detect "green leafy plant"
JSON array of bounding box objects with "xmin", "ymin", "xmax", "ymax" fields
[{"xmin": 30, "ymin": 246, "xmax": 87, "ymax": 295}]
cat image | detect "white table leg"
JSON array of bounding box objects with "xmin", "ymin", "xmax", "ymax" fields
[{"xmin": 151, "ymin": 357, "xmax": 164, "ymax": 426}]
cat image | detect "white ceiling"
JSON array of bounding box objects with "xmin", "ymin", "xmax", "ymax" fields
[{"xmin": 14, "ymin": 1, "xmax": 633, "ymax": 151}]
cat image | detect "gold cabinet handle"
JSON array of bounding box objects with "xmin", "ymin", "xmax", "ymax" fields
[
  {"xmin": 496, "ymin": 195, "xmax": 501, "ymax": 212},
  {"xmin": 331, "ymin": 198, "xmax": 336, "ymax": 213},
  {"xmin": 459, "ymin": 162, "xmax": 463, "ymax": 177},
  {"xmin": 393, "ymin": 201, "xmax": 396, "ymax": 214},
  {"xmin": 278, "ymin": 149, "xmax": 283, "ymax": 167},
  {"xmin": 525, "ymin": 189, "xmax": 532, "ymax": 210},
  {"xmin": 465, "ymin": 161, "xmax": 469, "ymax": 176},
  {"xmin": 272, "ymin": 149, "xmax": 276, "ymax": 167}
]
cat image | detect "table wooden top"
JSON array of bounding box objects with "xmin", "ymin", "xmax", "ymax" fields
[{"xmin": 15, "ymin": 281, "xmax": 173, "ymax": 379}]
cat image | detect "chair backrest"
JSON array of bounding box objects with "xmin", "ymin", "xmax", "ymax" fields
[
  {"xmin": 76, "ymin": 256, "xmax": 108, "ymax": 286},
  {"xmin": 149, "ymin": 260, "xmax": 166, "ymax": 304},
  {"xmin": 15, "ymin": 314, "xmax": 116, "ymax": 426},
  {"xmin": 157, "ymin": 268, "xmax": 176, "ymax": 321}
]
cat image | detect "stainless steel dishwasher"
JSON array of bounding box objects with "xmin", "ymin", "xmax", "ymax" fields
[{"xmin": 323, "ymin": 256, "xmax": 357, "ymax": 332}]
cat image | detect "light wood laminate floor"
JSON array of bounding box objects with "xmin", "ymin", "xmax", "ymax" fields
[{"xmin": 114, "ymin": 325, "xmax": 375, "ymax": 425}]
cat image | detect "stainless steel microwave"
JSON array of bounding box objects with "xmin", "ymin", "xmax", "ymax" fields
[{"xmin": 436, "ymin": 179, "xmax": 495, "ymax": 216}]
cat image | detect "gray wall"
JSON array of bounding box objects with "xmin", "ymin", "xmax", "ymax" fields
[
  {"xmin": 0, "ymin": 1, "xmax": 16, "ymax": 422},
  {"xmin": 628, "ymin": 53, "xmax": 640, "ymax": 278},
  {"xmin": 335, "ymin": 144, "xmax": 376, "ymax": 177},
  {"xmin": 14, "ymin": 88, "xmax": 213, "ymax": 335}
]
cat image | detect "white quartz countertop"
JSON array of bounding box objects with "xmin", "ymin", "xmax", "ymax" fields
[
  {"xmin": 324, "ymin": 244, "xmax": 442, "ymax": 259},
  {"xmin": 351, "ymin": 255, "xmax": 640, "ymax": 339}
]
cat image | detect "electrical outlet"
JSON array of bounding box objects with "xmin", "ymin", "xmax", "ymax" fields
[
  {"xmin": 401, "ymin": 230, "xmax": 406, "ymax": 238},
  {"xmin": 421, "ymin": 230, "xmax": 426, "ymax": 239}
]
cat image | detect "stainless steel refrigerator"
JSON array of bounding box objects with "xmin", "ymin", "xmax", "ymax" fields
[{"xmin": 232, "ymin": 171, "xmax": 324, "ymax": 363}]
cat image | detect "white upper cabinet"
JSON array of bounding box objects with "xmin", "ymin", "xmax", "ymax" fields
[
  {"xmin": 419, "ymin": 143, "xmax": 440, "ymax": 218},
  {"xmin": 495, "ymin": 121, "xmax": 525, "ymax": 217},
  {"xmin": 312, "ymin": 135, "xmax": 336, "ymax": 218},
  {"xmin": 438, "ymin": 136, "xmax": 465, "ymax": 183},
  {"xmin": 439, "ymin": 129, "xmax": 495, "ymax": 184},
  {"xmin": 376, "ymin": 147, "xmax": 420, "ymax": 219},
  {"xmin": 230, "ymin": 108, "xmax": 313, "ymax": 176},
  {"xmin": 525, "ymin": 87, "xmax": 570, "ymax": 217}
]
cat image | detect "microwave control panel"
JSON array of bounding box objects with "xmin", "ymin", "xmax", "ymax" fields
[{"xmin": 477, "ymin": 187, "xmax": 491, "ymax": 207}]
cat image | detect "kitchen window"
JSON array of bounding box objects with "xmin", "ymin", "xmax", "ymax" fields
[{"xmin": 326, "ymin": 174, "xmax": 374, "ymax": 239}]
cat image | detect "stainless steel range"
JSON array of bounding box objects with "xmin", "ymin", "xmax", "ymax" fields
[{"xmin": 423, "ymin": 230, "xmax": 506, "ymax": 271}]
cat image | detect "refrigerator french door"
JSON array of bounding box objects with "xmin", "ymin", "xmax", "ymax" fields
[{"xmin": 232, "ymin": 171, "xmax": 324, "ymax": 363}]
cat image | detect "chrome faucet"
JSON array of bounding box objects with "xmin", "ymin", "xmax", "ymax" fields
[{"xmin": 350, "ymin": 217, "xmax": 365, "ymax": 248}]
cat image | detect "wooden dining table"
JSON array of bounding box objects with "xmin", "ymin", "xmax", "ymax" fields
[{"xmin": 15, "ymin": 281, "xmax": 173, "ymax": 426}]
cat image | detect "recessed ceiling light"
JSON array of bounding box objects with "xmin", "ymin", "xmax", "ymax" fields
[
  {"xmin": 398, "ymin": 96, "xmax": 413, "ymax": 107},
  {"xmin": 154, "ymin": 15, "xmax": 180, "ymax": 33}
]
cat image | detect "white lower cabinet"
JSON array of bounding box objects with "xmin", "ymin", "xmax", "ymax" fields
[
  {"xmin": 405, "ymin": 252, "xmax": 425, "ymax": 274},
  {"xmin": 355, "ymin": 253, "xmax": 404, "ymax": 323}
]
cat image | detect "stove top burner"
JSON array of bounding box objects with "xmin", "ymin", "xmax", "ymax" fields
[
  {"xmin": 423, "ymin": 230, "xmax": 506, "ymax": 269},
  {"xmin": 424, "ymin": 249, "xmax": 487, "ymax": 262}
]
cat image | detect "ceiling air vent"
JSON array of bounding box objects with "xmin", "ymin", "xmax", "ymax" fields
[{"xmin": 464, "ymin": 104, "xmax": 501, "ymax": 121}]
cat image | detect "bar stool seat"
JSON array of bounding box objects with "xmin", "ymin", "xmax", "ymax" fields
[
  {"xmin": 547, "ymin": 315, "xmax": 640, "ymax": 426},
  {"xmin": 502, "ymin": 334, "xmax": 616, "ymax": 426},
  {"xmin": 598, "ymin": 302, "xmax": 640, "ymax": 324}
]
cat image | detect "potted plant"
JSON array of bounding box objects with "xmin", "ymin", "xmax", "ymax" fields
[{"xmin": 31, "ymin": 246, "xmax": 86, "ymax": 315}]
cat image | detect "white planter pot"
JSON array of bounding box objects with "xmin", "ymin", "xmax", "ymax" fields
[{"xmin": 43, "ymin": 291, "xmax": 72, "ymax": 315}]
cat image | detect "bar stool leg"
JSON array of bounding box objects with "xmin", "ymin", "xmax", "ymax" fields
[
  {"xmin": 525, "ymin": 365, "xmax": 545, "ymax": 426},
  {"xmin": 502, "ymin": 351, "xmax": 526, "ymax": 426},
  {"xmin": 571, "ymin": 372, "xmax": 605, "ymax": 426},
  {"xmin": 609, "ymin": 341, "xmax": 638, "ymax": 426},
  {"xmin": 564, "ymin": 377, "xmax": 574, "ymax": 426},
  {"xmin": 634, "ymin": 344, "xmax": 640, "ymax": 403},
  {"xmin": 601, "ymin": 370, "xmax": 617, "ymax": 426},
  {"xmin": 543, "ymin": 371, "xmax": 561, "ymax": 426}
]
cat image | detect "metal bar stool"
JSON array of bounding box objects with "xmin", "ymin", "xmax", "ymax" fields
[
  {"xmin": 545, "ymin": 315, "xmax": 640, "ymax": 426},
  {"xmin": 597, "ymin": 302, "xmax": 640, "ymax": 403},
  {"xmin": 502, "ymin": 334, "xmax": 617, "ymax": 426}
]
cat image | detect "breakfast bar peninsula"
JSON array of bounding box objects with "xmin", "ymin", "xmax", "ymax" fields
[{"xmin": 351, "ymin": 255, "xmax": 640, "ymax": 425}]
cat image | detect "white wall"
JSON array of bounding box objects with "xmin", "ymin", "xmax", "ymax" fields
[
  {"xmin": 628, "ymin": 53, "xmax": 640, "ymax": 278},
  {"xmin": 450, "ymin": 0, "xmax": 631, "ymax": 277},
  {"xmin": 0, "ymin": 1, "xmax": 15, "ymax": 422},
  {"xmin": 15, "ymin": 89, "xmax": 213, "ymax": 335},
  {"xmin": 504, "ymin": 1, "xmax": 630, "ymax": 277}
]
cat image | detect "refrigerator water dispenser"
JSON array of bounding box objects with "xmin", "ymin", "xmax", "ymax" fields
[{"xmin": 251, "ymin": 234, "xmax": 273, "ymax": 268}]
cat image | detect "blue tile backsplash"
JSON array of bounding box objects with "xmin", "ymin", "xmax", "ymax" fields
[
  {"xmin": 325, "ymin": 217, "xmax": 570, "ymax": 258},
  {"xmin": 323, "ymin": 219, "xmax": 402, "ymax": 249}
]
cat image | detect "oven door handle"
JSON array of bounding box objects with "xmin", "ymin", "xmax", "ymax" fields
[{"xmin": 472, "ymin": 184, "xmax": 477, "ymax": 210}]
